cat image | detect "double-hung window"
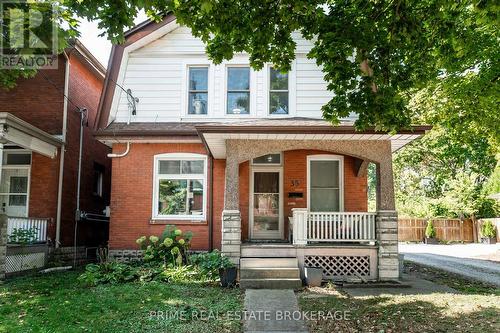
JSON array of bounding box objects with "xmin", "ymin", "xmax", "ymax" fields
[
  {"xmin": 269, "ymin": 67, "xmax": 289, "ymax": 115},
  {"xmin": 188, "ymin": 66, "xmax": 209, "ymax": 115},
  {"xmin": 153, "ymin": 154, "xmax": 207, "ymax": 220},
  {"xmin": 0, "ymin": 149, "xmax": 31, "ymax": 217},
  {"xmin": 227, "ymin": 67, "xmax": 250, "ymax": 114}
]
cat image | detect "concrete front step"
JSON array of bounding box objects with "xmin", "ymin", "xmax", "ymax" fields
[
  {"xmin": 241, "ymin": 245, "xmax": 296, "ymax": 258},
  {"xmin": 240, "ymin": 278, "xmax": 303, "ymax": 289},
  {"xmin": 240, "ymin": 257, "xmax": 299, "ymax": 269},
  {"xmin": 240, "ymin": 267, "xmax": 301, "ymax": 279}
]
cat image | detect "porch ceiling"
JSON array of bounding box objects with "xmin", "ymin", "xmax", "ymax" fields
[
  {"xmin": 0, "ymin": 113, "xmax": 62, "ymax": 158},
  {"xmin": 196, "ymin": 119, "xmax": 430, "ymax": 159}
]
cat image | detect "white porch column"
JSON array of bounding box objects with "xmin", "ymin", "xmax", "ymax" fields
[
  {"xmin": 376, "ymin": 210, "xmax": 399, "ymax": 280},
  {"xmin": 292, "ymin": 208, "xmax": 308, "ymax": 245}
]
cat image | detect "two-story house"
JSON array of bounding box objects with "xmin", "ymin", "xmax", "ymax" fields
[
  {"xmin": 95, "ymin": 15, "xmax": 429, "ymax": 288},
  {"xmin": 0, "ymin": 40, "xmax": 111, "ymax": 256}
]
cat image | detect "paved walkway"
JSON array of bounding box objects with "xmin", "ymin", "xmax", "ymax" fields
[
  {"xmin": 400, "ymin": 243, "xmax": 500, "ymax": 287},
  {"xmin": 244, "ymin": 289, "xmax": 308, "ymax": 333}
]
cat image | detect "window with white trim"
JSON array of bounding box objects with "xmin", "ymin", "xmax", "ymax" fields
[
  {"xmin": 269, "ymin": 67, "xmax": 289, "ymax": 114},
  {"xmin": 227, "ymin": 66, "xmax": 250, "ymax": 114},
  {"xmin": 153, "ymin": 154, "xmax": 207, "ymax": 219},
  {"xmin": 187, "ymin": 66, "xmax": 209, "ymax": 115},
  {"xmin": 308, "ymin": 155, "xmax": 343, "ymax": 212},
  {"xmin": 0, "ymin": 149, "xmax": 31, "ymax": 217}
]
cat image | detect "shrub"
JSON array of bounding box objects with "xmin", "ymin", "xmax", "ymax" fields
[
  {"xmin": 425, "ymin": 220, "xmax": 436, "ymax": 238},
  {"xmin": 136, "ymin": 225, "xmax": 193, "ymax": 266},
  {"xmin": 481, "ymin": 220, "xmax": 497, "ymax": 238},
  {"xmin": 78, "ymin": 262, "xmax": 137, "ymax": 286},
  {"xmin": 189, "ymin": 250, "xmax": 235, "ymax": 280},
  {"xmin": 8, "ymin": 227, "xmax": 39, "ymax": 244}
]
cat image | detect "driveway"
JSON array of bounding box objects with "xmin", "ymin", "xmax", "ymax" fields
[{"xmin": 400, "ymin": 243, "xmax": 500, "ymax": 287}]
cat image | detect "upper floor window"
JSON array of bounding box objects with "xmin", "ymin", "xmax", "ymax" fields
[
  {"xmin": 269, "ymin": 67, "xmax": 289, "ymax": 115},
  {"xmin": 188, "ymin": 66, "xmax": 208, "ymax": 115},
  {"xmin": 153, "ymin": 154, "xmax": 207, "ymax": 220},
  {"xmin": 227, "ymin": 67, "xmax": 250, "ymax": 114}
]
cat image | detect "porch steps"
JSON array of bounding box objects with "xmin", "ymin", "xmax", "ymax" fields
[
  {"xmin": 239, "ymin": 258, "xmax": 302, "ymax": 289},
  {"xmin": 241, "ymin": 244, "xmax": 296, "ymax": 258}
]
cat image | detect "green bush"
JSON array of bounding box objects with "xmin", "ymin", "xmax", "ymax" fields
[
  {"xmin": 136, "ymin": 225, "xmax": 193, "ymax": 266},
  {"xmin": 78, "ymin": 262, "xmax": 137, "ymax": 286},
  {"xmin": 425, "ymin": 220, "xmax": 436, "ymax": 238},
  {"xmin": 8, "ymin": 227, "xmax": 39, "ymax": 244},
  {"xmin": 189, "ymin": 250, "xmax": 235, "ymax": 280},
  {"xmin": 481, "ymin": 220, "xmax": 497, "ymax": 238}
]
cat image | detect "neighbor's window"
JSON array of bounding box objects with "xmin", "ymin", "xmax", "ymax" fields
[
  {"xmin": 269, "ymin": 67, "xmax": 289, "ymax": 114},
  {"xmin": 188, "ymin": 66, "xmax": 208, "ymax": 115},
  {"xmin": 154, "ymin": 154, "xmax": 206, "ymax": 219},
  {"xmin": 93, "ymin": 162, "xmax": 104, "ymax": 197},
  {"xmin": 227, "ymin": 67, "xmax": 250, "ymax": 114}
]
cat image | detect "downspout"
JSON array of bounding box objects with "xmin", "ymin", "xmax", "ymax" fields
[
  {"xmin": 209, "ymin": 155, "xmax": 214, "ymax": 251},
  {"xmin": 73, "ymin": 108, "xmax": 87, "ymax": 267},
  {"xmin": 55, "ymin": 51, "xmax": 70, "ymax": 248}
]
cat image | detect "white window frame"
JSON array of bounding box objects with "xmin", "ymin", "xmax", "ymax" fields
[
  {"xmin": 224, "ymin": 64, "xmax": 256, "ymax": 117},
  {"xmin": 0, "ymin": 149, "xmax": 32, "ymax": 217},
  {"xmin": 182, "ymin": 61, "xmax": 214, "ymax": 118},
  {"xmin": 307, "ymin": 154, "xmax": 344, "ymax": 212},
  {"xmin": 264, "ymin": 62, "xmax": 296, "ymax": 117},
  {"xmin": 152, "ymin": 153, "xmax": 207, "ymax": 221}
]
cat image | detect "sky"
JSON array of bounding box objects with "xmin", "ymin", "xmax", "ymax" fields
[{"xmin": 77, "ymin": 12, "xmax": 148, "ymax": 67}]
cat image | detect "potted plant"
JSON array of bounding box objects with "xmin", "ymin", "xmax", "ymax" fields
[
  {"xmin": 480, "ymin": 220, "xmax": 497, "ymax": 244},
  {"xmin": 424, "ymin": 220, "xmax": 438, "ymax": 244},
  {"xmin": 218, "ymin": 255, "xmax": 237, "ymax": 287}
]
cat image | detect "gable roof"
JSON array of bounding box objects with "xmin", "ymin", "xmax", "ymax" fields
[{"xmin": 95, "ymin": 14, "xmax": 176, "ymax": 129}]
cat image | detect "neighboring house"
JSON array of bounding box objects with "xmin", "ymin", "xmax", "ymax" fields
[
  {"xmin": 95, "ymin": 15, "xmax": 430, "ymax": 286},
  {"xmin": 0, "ymin": 41, "xmax": 111, "ymax": 250}
]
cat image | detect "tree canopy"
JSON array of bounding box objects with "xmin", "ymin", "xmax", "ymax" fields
[{"xmin": 1, "ymin": 0, "xmax": 498, "ymax": 132}]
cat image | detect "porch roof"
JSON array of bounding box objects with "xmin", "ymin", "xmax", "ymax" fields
[
  {"xmin": 196, "ymin": 118, "xmax": 431, "ymax": 159},
  {"xmin": 0, "ymin": 113, "xmax": 62, "ymax": 158}
]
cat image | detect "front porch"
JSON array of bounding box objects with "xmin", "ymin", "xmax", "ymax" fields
[{"xmin": 196, "ymin": 119, "xmax": 424, "ymax": 284}]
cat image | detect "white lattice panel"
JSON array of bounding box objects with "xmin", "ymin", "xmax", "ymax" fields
[
  {"xmin": 6, "ymin": 253, "xmax": 45, "ymax": 273},
  {"xmin": 304, "ymin": 255, "xmax": 371, "ymax": 279}
]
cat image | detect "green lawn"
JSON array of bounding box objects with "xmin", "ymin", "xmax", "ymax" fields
[
  {"xmin": 0, "ymin": 271, "xmax": 243, "ymax": 333},
  {"xmin": 298, "ymin": 263, "xmax": 500, "ymax": 332}
]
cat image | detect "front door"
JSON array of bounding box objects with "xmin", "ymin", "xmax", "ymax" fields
[{"xmin": 250, "ymin": 168, "xmax": 283, "ymax": 239}]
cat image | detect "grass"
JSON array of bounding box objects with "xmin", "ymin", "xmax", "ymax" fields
[
  {"xmin": 298, "ymin": 262, "xmax": 500, "ymax": 332},
  {"xmin": 0, "ymin": 270, "xmax": 243, "ymax": 333}
]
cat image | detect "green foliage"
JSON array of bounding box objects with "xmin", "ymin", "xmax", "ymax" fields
[
  {"xmin": 481, "ymin": 220, "xmax": 497, "ymax": 238},
  {"xmin": 8, "ymin": 227, "xmax": 39, "ymax": 245},
  {"xmin": 425, "ymin": 220, "xmax": 436, "ymax": 238},
  {"xmin": 136, "ymin": 225, "xmax": 193, "ymax": 265},
  {"xmin": 78, "ymin": 262, "xmax": 137, "ymax": 286},
  {"xmin": 189, "ymin": 250, "xmax": 235, "ymax": 280},
  {"xmin": 2, "ymin": 1, "xmax": 498, "ymax": 132}
]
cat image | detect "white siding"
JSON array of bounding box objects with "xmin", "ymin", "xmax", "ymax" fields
[{"xmin": 111, "ymin": 24, "xmax": 334, "ymax": 123}]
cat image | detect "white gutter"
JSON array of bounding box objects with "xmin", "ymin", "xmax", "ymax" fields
[
  {"xmin": 55, "ymin": 51, "xmax": 70, "ymax": 248},
  {"xmin": 107, "ymin": 142, "xmax": 131, "ymax": 158}
]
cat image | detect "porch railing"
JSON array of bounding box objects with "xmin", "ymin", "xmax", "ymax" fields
[
  {"xmin": 7, "ymin": 217, "xmax": 50, "ymax": 243},
  {"xmin": 291, "ymin": 209, "xmax": 376, "ymax": 245}
]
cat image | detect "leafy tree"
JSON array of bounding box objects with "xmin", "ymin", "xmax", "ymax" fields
[{"xmin": 1, "ymin": 1, "xmax": 498, "ymax": 132}]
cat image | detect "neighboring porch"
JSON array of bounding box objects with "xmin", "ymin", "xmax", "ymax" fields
[{"xmin": 196, "ymin": 119, "xmax": 427, "ymax": 285}]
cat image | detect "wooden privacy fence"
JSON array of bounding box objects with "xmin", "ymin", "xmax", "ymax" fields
[{"xmin": 398, "ymin": 218, "xmax": 474, "ymax": 242}]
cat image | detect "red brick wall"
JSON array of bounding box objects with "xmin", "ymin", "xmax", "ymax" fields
[
  {"xmin": 29, "ymin": 152, "xmax": 60, "ymax": 238},
  {"xmin": 60, "ymin": 54, "xmax": 110, "ymax": 246},
  {"xmin": 109, "ymin": 143, "xmax": 212, "ymax": 250},
  {"xmin": 109, "ymin": 147, "xmax": 368, "ymax": 249},
  {"xmin": 0, "ymin": 55, "xmax": 65, "ymax": 134}
]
